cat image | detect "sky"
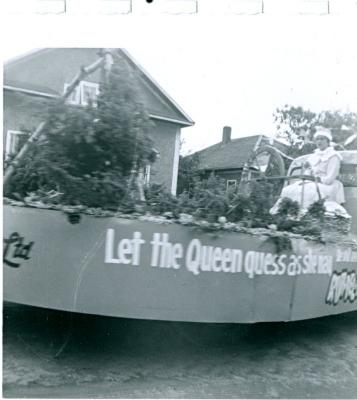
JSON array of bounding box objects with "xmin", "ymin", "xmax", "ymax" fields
[{"xmin": 2, "ymin": 15, "xmax": 357, "ymax": 155}]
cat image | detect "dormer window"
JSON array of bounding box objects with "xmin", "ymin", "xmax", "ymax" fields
[{"xmin": 64, "ymin": 81, "xmax": 99, "ymax": 106}]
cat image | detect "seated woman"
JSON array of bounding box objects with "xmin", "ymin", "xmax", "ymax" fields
[{"xmin": 270, "ymin": 127, "xmax": 346, "ymax": 214}]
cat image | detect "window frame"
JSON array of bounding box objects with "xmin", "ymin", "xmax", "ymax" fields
[
  {"xmin": 80, "ymin": 81, "xmax": 100, "ymax": 106},
  {"xmin": 63, "ymin": 81, "xmax": 100, "ymax": 106},
  {"xmin": 226, "ymin": 179, "xmax": 237, "ymax": 190},
  {"xmin": 5, "ymin": 130, "xmax": 26, "ymax": 158},
  {"xmin": 144, "ymin": 164, "xmax": 151, "ymax": 185},
  {"xmin": 63, "ymin": 83, "xmax": 81, "ymax": 105}
]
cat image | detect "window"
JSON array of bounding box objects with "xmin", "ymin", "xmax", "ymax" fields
[
  {"xmin": 137, "ymin": 165, "xmax": 151, "ymax": 186},
  {"xmin": 5, "ymin": 130, "xmax": 28, "ymax": 158},
  {"xmin": 63, "ymin": 83, "xmax": 80, "ymax": 105},
  {"xmin": 226, "ymin": 179, "xmax": 237, "ymax": 189},
  {"xmin": 144, "ymin": 165, "xmax": 151, "ymax": 185},
  {"xmin": 81, "ymin": 82, "xmax": 100, "ymax": 106},
  {"xmin": 64, "ymin": 81, "xmax": 99, "ymax": 106}
]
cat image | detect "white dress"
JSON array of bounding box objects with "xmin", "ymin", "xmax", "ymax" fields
[{"xmin": 271, "ymin": 147, "xmax": 346, "ymax": 213}]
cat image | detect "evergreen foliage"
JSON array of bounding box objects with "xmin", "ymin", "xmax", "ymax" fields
[
  {"xmin": 145, "ymin": 175, "xmax": 277, "ymax": 228},
  {"xmin": 176, "ymin": 153, "xmax": 201, "ymax": 195},
  {"xmin": 5, "ymin": 56, "xmax": 154, "ymax": 208},
  {"xmin": 144, "ymin": 183, "xmax": 178, "ymax": 214},
  {"xmin": 5, "ymin": 73, "xmax": 351, "ymax": 241},
  {"xmin": 274, "ymin": 105, "xmax": 357, "ymax": 157}
]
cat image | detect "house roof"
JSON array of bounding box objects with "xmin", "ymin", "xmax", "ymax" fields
[
  {"xmin": 4, "ymin": 48, "xmax": 194, "ymax": 127},
  {"xmin": 4, "ymin": 48, "xmax": 51, "ymax": 67},
  {"xmin": 119, "ymin": 49, "xmax": 194, "ymax": 126},
  {"xmin": 192, "ymin": 135, "xmax": 264, "ymax": 171}
]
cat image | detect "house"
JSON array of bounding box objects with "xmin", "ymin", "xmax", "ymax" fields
[
  {"xmin": 3, "ymin": 48, "xmax": 194, "ymax": 195},
  {"xmin": 189, "ymin": 126, "xmax": 288, "ymax": 189}
]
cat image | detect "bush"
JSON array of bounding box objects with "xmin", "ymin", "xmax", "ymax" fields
[
  {"xmin": 144, "ymin": 184, "xmax": 178, "ymax": 215},
  {"xmin": 5, "ymin": 54, "xmax": 154, "ymax": 209},
  {"xmin": 180, "ymin": 174, "xmax": 229, "ymax": 222}
]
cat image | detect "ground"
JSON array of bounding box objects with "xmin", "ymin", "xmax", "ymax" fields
[{"xmin": 3, "ymin": 303, "xmax": 357, "ymax": 398}]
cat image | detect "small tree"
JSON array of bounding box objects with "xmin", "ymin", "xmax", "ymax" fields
[
  {"xmin": 273, "ymin": 105, "xmax": 357, "ymax": 157},
  {"xmin": 319, "ymin": 110, "xmax": 357, "ymax": 147},
  {"xmin": 6, "ymin": 56, "xmax": 154, "ymax": 208},
  {"xmin": 176, "ymin": 153, "xmax": 201, "ymax": 195},
  {"xmin": 274, "ymin": 105, "xmax": 318, "ymax": 150}
]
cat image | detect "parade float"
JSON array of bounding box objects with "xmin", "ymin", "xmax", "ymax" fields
[
  {"xmin": 4, "ymin": 149, "xmax": 357, "ymax": 323},
  {"xmin": 3, "ymin": 50, "xmax": 357, "ymax": 323}
]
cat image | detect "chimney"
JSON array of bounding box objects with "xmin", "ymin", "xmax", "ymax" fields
[{"xmin": 222, "ymin": 126, "xmax": 232, "ymax": 144}]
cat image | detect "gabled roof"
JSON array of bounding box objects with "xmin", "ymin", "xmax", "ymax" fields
[
  {"xmin": 4, "ymin": 48, "xmax": 194, "ymax": 127},
  {"xmin": 192, "ymin": 135, "xmax": 264, "ymax": 171},
  {"xmin": 119, "ymin": 49, "xmax": 194, "ymax": 126},
  {"xmin": 4, "ymin": 48, "xmax": 51, "ymax": 67}
]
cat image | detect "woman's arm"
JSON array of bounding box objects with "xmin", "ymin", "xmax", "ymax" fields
[{"xmin": 320, "ymin": 155, "xmax": 341, "ymax": 185}]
